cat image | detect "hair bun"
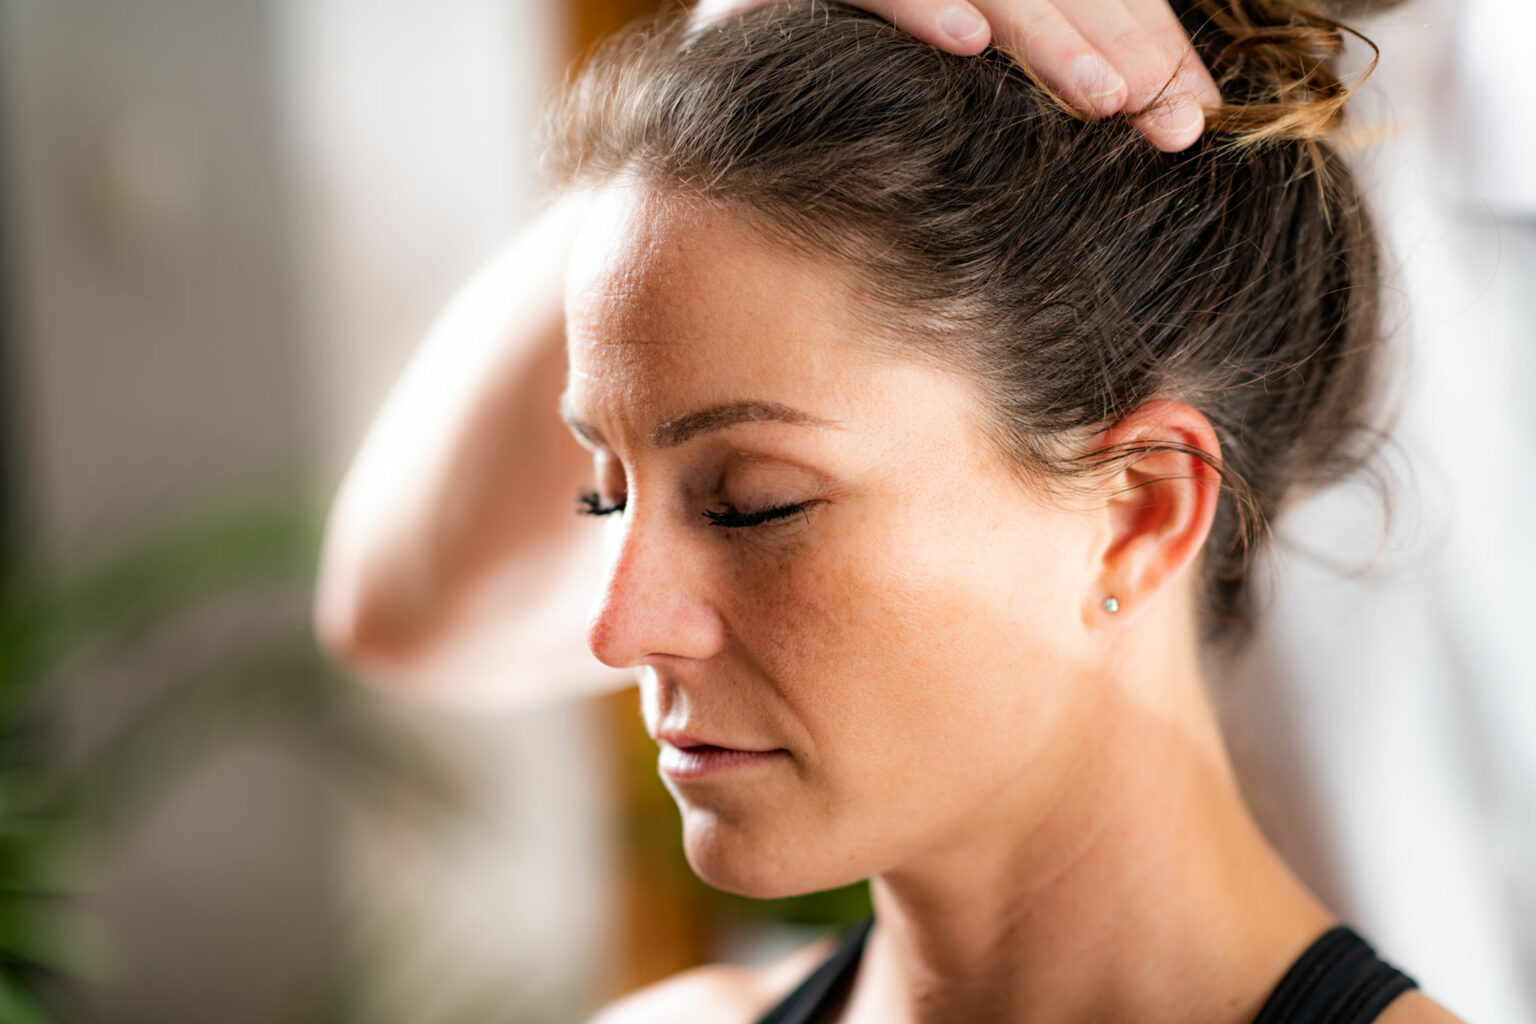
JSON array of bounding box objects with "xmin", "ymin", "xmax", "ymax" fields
[{"xmin": 1187, "ymin": 0, "xmax": 1380, "ymax": 148}]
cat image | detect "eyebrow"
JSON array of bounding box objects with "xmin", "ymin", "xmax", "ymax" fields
[{"xmin": 559, "ymin": 395, "xmax": 840, "ymax": 449}]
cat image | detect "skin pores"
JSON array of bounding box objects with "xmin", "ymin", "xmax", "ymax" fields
[{"xmin": 561, "ymin": 182, "xmax": 1109, "ymax": 899}]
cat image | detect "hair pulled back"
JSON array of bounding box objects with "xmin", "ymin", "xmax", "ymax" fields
[{"xmin": 550, "ymin": 0, "xmax": 1387, "ymax": 646}]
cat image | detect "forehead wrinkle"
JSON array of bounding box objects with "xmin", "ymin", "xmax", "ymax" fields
[
  {"xmin": 651, "ymin": 400, "xmax": 842, "ymax": 448},
  {"xmin": 560, "ymin": 389, "xmax": 844, "ymax": 452}
]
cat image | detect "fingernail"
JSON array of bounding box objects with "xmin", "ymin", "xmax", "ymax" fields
[
  {"xmin": 1070, "ymin": 54, "xmax": 1125, "ymax": 108},
  {"xmin": 1149, "ymin": 92, "xmax": 1202, "ymax": 139},
  {"xmin": 938, "ymin": 4, "xmax": 987, "ymax": 43},
  {"xmin": 1180, "ymin": 66, "xmax": 1221, "ymax": 109}
]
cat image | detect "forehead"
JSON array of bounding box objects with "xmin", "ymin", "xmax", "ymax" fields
[{"xmin": 563, "ymin": 183, "xmax": 889, "ymax": 428}]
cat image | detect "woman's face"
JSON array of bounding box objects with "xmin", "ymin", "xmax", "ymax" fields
[{"xmin": 563, "ymin": 184, "xmax": 1108, "ymax": 898}]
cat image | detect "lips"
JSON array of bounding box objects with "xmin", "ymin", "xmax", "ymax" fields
[
  {"xmin": 656, "ymin": 739, "xmax": 789, "ymax": 780},
  {"xmin": 655, "ymin": 730, "xmax": 780, "ymax": 754}
]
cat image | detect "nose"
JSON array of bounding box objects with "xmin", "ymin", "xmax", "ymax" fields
[{"xmin": 584, "ymin": 510, "xmax": 726, "ymax": 670}]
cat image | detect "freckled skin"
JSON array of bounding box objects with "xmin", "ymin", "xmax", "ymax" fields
[
  {"xmin": 563, "ymin": 182, "xmax": 1104, "ymax": 899},
  {"xmin": 559, "ymin": 183, "xmax": 1453, "ymax": 1024}
]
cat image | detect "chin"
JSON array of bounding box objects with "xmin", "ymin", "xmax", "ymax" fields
[{"xmin": 679, "ymin": 806, "xmax": 860, "ymax": 900}]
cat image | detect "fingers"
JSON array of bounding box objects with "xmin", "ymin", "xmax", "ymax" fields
[
  {"xmin": 987, "ymin": 0, "xmax": 1220, "ymax": 151},
  {"xmin": 843, "ymin": 0, "xmax": 994, "ymax": 54},
  {"xmin": 693, "ymin": 0, "xmax": 993, "ymax": 53},
  {"xmin": 847, "ymin": 0, "xmax": 1222, "ymax": 152},
  {"xmin": 1116, "ymin": 0, "xmax": 1222, "ymax": 150},
  {"xmin": 698, "ymin": 0, "xmax": 1220, "ymax": 152},
  {"xmin": 851, "ymin": 0, "xmax": 1137, "ymax": 116},
  {"xmin": 978, "ymin": 0, "xmax": 1130, "ymax": 115}
]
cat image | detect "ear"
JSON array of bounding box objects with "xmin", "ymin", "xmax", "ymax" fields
[{"xmin": 1087, "ymin": 400, "xmax": 1221, "ymax": 625}]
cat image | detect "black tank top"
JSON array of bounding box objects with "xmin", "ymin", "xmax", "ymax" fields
[{"xmin": 752, "ymin": 917, "xmax": 1419, "ymax": 1024}]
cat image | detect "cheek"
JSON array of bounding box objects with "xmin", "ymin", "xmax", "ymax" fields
[{"xmin": 716, "ymin": 498, "xmax": 1087, "ymax": 796}]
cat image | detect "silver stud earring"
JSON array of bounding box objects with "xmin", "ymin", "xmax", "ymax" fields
[{"xmin": 1102, "ymin": 596, "xmax": 1120, "ymax": 614}]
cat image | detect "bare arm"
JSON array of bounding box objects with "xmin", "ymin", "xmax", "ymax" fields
[{"xmin": 315, "ymin": 193, "xmax": 628, "ymax": 710}]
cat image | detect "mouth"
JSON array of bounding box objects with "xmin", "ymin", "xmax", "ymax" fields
[
  {"xmin": 657, "ymin": 739, "xmax": 789, "ymax": 780},
  {"xmin": 655, "ymin": 729, "xmax": 779, "ymax": 753}
]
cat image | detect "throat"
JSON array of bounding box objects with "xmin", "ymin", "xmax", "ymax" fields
[{"xmin": 833, "ymin": 739, "xmax": 1334, "ymax": 1024}]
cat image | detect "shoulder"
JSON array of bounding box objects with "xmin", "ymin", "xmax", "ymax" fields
[
  {"xmin": 585, "ymin": 962, "xmax": 761, "ymax": 1024},
  {"xmin": 586, "ymin": 934, "xmax": 838, "ymax": 1024},
  {"xmin": 1375, "ymin": 990, "xmax": 1470, "ymax": 1024}
]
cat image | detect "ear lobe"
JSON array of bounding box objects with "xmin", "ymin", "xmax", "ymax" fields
[{"xmin": 1092, "ymin": 400, "xmax": 1222, "ymax": 622}]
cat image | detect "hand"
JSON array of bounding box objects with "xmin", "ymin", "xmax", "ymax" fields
[{"xmin": 691, "ymin": 0, "xmax": 1222, "ymax": 152}]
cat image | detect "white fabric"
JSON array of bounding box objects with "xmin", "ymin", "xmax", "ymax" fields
[
  {"xmin": 1453, "ymin": 0, "xmax": 1536, "ymax": 216},
  {"xmin": 1221, "ymin": 2, "xmax": 1536, "ymax": 1020}
]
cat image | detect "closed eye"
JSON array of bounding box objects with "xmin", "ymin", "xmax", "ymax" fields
[
  {"xmin": 576, "ymin": 490, "xmax": 624, "ymax": 517},
  {"xmin": 576, "ymin": 490, "xmax": 818, "ymax": 529},
  {"xmin": 702, "ymin": 502, "xmax": 817, "ymax": 528}
]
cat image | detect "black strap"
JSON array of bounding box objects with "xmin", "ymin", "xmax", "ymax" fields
[
  {"xmin": 753, "ymin": 916, "xmax": 874, "ymax": 1024},
  {"xmin": 1250, "ymin": 924, "xmax": 1419, "ymax": 1024},
  {"xmin": 754, "ymin": 918, "xmax": 1417, "ymax": 1024}
]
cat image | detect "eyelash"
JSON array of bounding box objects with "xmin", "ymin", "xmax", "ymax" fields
[{"xmin": 575, "ymin": 490, "xmax": 814, "ymax": 529}]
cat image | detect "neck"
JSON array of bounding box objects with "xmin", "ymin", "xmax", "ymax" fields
[{"xmin": 840, "ymin": 614, "xmax": 1335, "ymax": 1024}]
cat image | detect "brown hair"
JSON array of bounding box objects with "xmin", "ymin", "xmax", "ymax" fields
[{"xmin": 548, "ymin": 0, "xmax": 1388, "ymax": 646}]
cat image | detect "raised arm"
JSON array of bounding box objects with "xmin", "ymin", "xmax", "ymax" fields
[{"xmin": 315, "ymin": 193, "xmax": 628, "ymax": 710}]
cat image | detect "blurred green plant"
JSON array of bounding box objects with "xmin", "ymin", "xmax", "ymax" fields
[
  {"xmin": 715, "ymin": 878, "xmax": 873, "ymax": 930},
  {"xmin": 0, "ymin": 496, "xmax": 470, "ymax": 1023}
]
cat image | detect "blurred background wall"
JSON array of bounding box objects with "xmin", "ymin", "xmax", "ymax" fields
[
  {"xmin": 0, "ymin": 0, "xmax": 617, "ymax": 1021},
  {"xmin": 2, "ymin": 0, "xmax": 332, "ymax": 1021}
]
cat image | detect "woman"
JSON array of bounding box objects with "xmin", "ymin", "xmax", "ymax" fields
[{"xmin": 320, "ymin": 1, "xmax": 1467, "ymax": 1020}]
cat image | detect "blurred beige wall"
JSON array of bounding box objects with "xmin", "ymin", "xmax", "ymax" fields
[
  {"xmin": 1, "ymin": 0, "xmax": 616, "ymax": 1020},
  {"xmin": 1, "ymin": 0, "xmax": 330, "ymax": 1020},
  {"xmin": 2, "ymin": 0, "xmax": 307, "ymax": 569}
]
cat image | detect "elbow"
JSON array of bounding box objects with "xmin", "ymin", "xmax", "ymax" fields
[
  {"xmin": 313, "ymin": 578, "xmax": 374, "ymax": 671},
  {"xmin": 312, "ymin": 547, "xmax": 429, "ymax": 676},
  {"xmin": 313, "ymin": 573, "xmax": 384, "ymax": 673}
]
